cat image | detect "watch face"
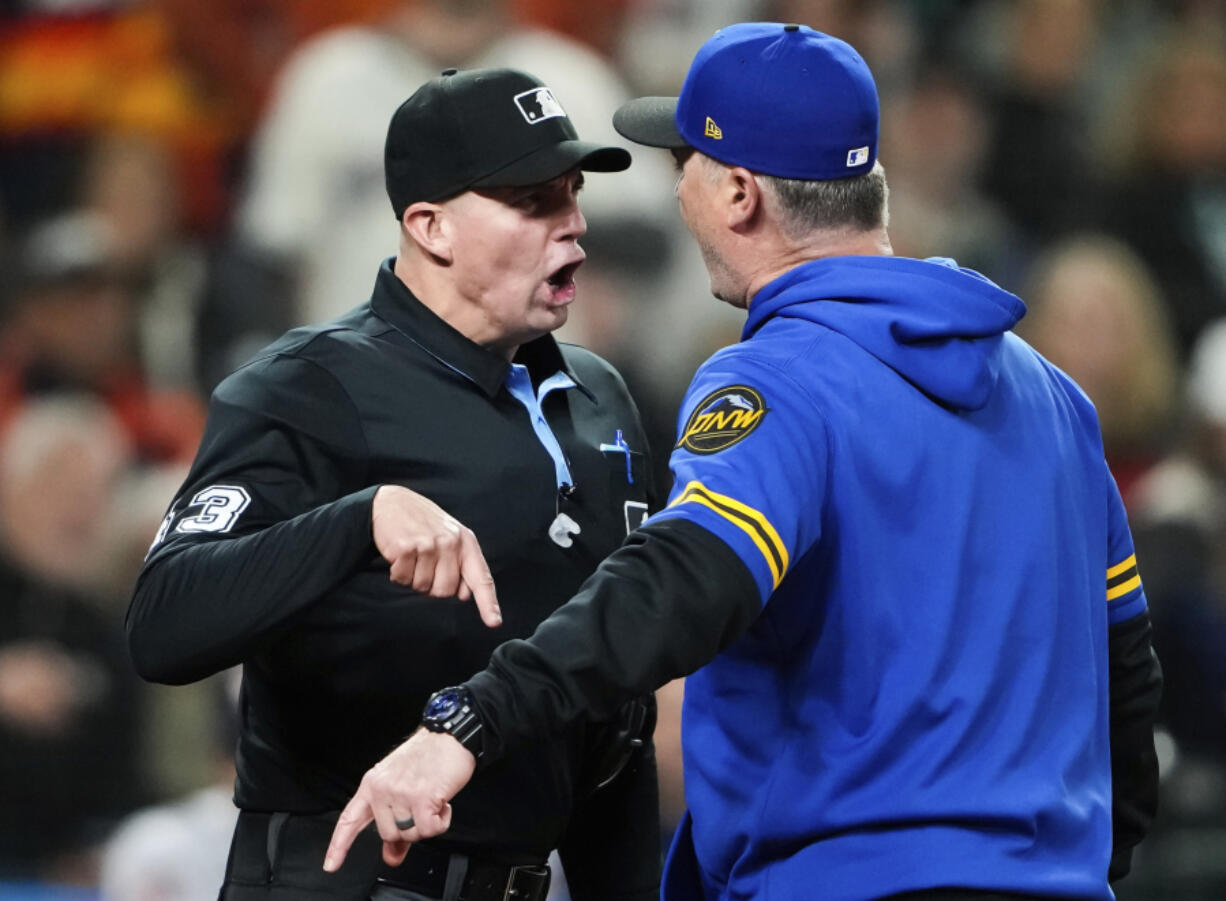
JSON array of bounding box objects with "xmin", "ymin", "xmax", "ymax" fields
[
  {"xmin": 421, "ymin": 687, "xmax": 482, "ymax": 757},
  {"xmin": 425, "ymin": 689, "xmax": 463, "ymax": 722}
]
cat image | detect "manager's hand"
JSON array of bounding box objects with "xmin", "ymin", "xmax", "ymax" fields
[
  {"xmin": 323, "ymin": 728, "xmax": 476, "ymax": 871},
  {"xmin": 373, "ymin": 485, "xmax": 501, "ymax": 627}
]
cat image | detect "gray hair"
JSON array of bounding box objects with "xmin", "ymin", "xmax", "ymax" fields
[{"xmin": 754, "ymin": 161, "xmax": 890, "ymax": 238}]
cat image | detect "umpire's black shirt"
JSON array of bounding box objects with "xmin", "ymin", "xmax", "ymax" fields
[{"xmin": 127, "ymin": 260, "xmax": 657, "ymax": 872}]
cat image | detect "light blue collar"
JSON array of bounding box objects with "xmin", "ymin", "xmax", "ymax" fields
[{"xmin": 504, "ymin": 364, "xmax": 578, "ymax": 492}]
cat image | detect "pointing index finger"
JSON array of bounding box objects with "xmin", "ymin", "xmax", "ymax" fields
[
  {"xmin": 323, "ymin": 794, "xmax": 374, "ymax": 873},
  {"xmin": 459, "ymin": 530, "xmax": 501, "ymax": 628}
]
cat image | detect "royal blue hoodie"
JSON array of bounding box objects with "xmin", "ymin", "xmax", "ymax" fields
[{"xmin": 653, "ymin": 256, "xmax": 1145, "ymax": 901}]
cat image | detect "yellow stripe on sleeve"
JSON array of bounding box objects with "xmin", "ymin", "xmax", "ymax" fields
[
  {"xmin": 1107, "ymin": 574, "xmax": 1142, "ymax": 601},
  {"xmin": 670, "ymin": 480, "xmax": 789, "ymax": 589},
  {"xmin": 1107, "ymin": 554, "xmax": 1137, "ymax": 580}
]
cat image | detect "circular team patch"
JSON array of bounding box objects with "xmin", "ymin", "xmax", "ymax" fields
[{"xmin": 677, "ymin": 385, "xmax": 769, "ymax": 455}]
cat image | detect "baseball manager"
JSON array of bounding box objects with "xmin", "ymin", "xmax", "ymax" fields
[{"xmin": 327, "ymin": 25, "xmax": 1163, "ymax": 901}]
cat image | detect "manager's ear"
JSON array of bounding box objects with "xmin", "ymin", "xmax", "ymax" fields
[
  {"xmin": 723, "ymin": 166, "xmax": 762, "ymax": 232},
  {"xmin": 401, "ymin": 201, "xmax": 453, "ymax": 264}
]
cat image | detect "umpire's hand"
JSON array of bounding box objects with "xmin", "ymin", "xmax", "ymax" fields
[
  {"xmin": 323, "ymin": 727, "xmax": 475, "ymax": 871},
  {"xmin": 372, "ymin": 485, "xmax": 501, "ymax": 627}
]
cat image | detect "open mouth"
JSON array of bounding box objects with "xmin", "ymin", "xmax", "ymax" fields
[{"xmin": 547, "ymin": 261, "xmax": 582, "ymax": 290}]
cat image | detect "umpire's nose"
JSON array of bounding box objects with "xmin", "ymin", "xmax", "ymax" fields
[{"xmin": 559, "ymin": 193, "xmax": 587, "ymax": 242}]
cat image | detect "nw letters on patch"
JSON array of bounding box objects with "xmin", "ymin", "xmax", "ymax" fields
[{"xmin": 677, "ymin": 385, "xmax": 768, "ymax": 454}]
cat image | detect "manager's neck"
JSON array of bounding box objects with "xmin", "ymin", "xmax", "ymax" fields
[{"xmin": 745, "ymin": 226, "xmax": 894, "ymax": 305}]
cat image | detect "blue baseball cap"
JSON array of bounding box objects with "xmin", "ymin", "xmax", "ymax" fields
[{"xmin": 613, "ymin": 22, "xmax": 879, "ymax": 180}]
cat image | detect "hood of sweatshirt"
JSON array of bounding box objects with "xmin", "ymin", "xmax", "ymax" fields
[{"xmin": 744, "ymin": 256, "xmax": 1026, "ymax": 411}]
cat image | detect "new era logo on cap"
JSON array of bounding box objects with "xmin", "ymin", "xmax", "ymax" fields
[
  {"xmin": 846, "ymin": 146, "xmax": 869, "ymax": 167},
  {"xmin": 705, "ymin": 116, "xmax": 723, "ymax": 139},
  {"xmin": 515, "ymin": 87, "xmax": 566, "ymax": 124}
]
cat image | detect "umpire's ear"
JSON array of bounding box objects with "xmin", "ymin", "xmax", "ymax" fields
[{"xmin": 401, "ymin": 201, "xmax": 453, "ymax": 264}]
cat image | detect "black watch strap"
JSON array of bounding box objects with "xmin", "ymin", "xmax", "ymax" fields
[{"xmin": 421, "ymin": 686, "xmax": 484, "ymax": 758}]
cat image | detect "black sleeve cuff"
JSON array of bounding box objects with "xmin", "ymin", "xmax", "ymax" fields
[
  {"xmin": 1108, "ymin": 609, "xmax": 1163, "ymax": 881},
  {"xmin": 465, "ymin": 517, "xmax": 759, "ymax": 763}
]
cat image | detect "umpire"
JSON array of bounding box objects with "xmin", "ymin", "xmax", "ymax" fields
[{"xmin": 127, "ymin": 68, "xmax": 659, "ymax": 901}]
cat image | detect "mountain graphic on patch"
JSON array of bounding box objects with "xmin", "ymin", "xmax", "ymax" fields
[{"xmin": 701, "ymin": 393, "xmax": 755, "ymax": 415}]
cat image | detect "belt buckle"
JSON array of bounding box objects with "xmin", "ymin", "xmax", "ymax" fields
[{"xmin": 503, "ymin": 863, "xmax": 550, "ymax": 901}]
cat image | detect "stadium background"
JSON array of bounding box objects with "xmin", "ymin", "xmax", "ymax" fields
[{"xmin": 1, "ymin": 0, "xmax": 1224, "ymax": 898}]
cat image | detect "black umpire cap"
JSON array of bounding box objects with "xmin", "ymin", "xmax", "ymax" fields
[{"xmin": 385, "ymin": 67, "xmax": 632, "ymax": 218}]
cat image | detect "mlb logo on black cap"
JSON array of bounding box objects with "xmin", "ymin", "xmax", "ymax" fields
[
  {"xmin": 515, "ymin": 87, "xmax": 566, "ymax": 125},
  {"xmin": 384, "ymin": 68, "xmax": 629, "ymax": 216}
]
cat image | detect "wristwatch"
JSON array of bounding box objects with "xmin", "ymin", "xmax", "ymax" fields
[{"xmin": 421, "ymin": 686, "xmax": 484, "ymax": 758}]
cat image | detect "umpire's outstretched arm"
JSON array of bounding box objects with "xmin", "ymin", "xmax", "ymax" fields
[{"xmin": 127, "ymin": 354, "xmax": 498, "ymax": 686}]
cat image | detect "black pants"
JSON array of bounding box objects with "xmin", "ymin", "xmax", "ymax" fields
[
  {"xmin": 219, "ymin": 809, "xmax": 388, "ymax": 900},
  {"xmin": 218, "ymin": 810, "xmax": 550, "ymax": 901}
]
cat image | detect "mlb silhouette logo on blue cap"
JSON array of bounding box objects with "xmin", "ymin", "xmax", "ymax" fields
[{"xmin": 847, "ymin": 146, "xmax": 870, "ymax": 167}]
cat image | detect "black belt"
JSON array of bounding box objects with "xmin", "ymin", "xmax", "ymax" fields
[
  {"xmin": 378, "ymin": 845, "xmax": 550, "ymax": 901},
  {"xmin": 884, "ymin": 892, "xmax": 1083, "ymax": 900}
]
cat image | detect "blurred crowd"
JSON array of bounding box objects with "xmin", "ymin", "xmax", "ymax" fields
[{"xmin": 2, "ymin": 0, "xmax": 1226, "ymax": 898}]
